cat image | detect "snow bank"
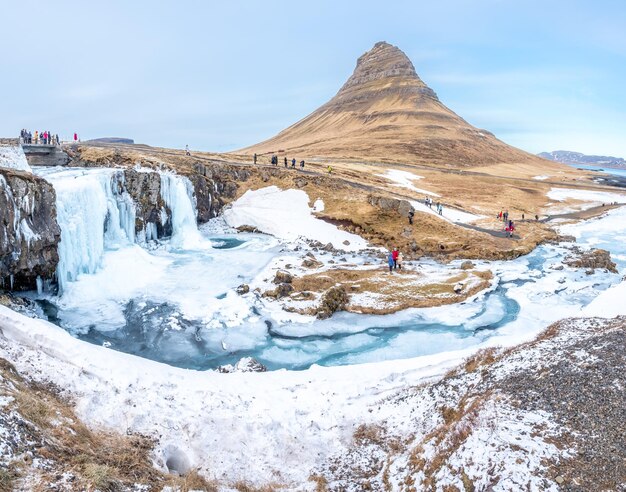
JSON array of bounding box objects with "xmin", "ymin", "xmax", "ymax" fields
[
  {"xmin": 547, "ymin": 187, "xmax": 626, "ymax": 205},
  {"xmin": 0, "ymin": 145, "xmax": 31, "ymax": 172},
  {"xmin": 409, "ymin": 199, "xmax": 482, "ymax": 224},
  {"xmin": 377, "ymin": 169, "xmax": 440, "ymax": 197},
  {"xmin": 222, "ymin": 186, "xmax": 368, "ymax": 250},
  {"xmin": 581, "ymin": 280, "xmax": 626, "ymax": 318},
  {"xmin": 533, "ymin": 175, "xmax": 549, "ymax": 180}
]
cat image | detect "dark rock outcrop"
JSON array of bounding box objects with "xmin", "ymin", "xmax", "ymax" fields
[
  {"xmin": 0, "ymin": 169, "xmax": 60, "ymax": 290},
  {"xmin": 564, "ymin": 248, "xmax": 617, "ymax": 273},
  {"xmin": 122, "ymin": 169, "xmax": 172, "ymax": 238},
  {"xmin": 317, "ymin": 286, "xmax": 349, "ymax": 319}
]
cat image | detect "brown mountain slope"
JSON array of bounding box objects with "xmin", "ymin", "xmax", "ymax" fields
[{"xmin": 239, "ymin": 41, "xmax": 547, "ymax": 168}]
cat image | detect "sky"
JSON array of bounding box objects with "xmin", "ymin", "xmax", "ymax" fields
[{"xmin": 1, "ymin": 0, "xmax": 625, "ymax": 156}]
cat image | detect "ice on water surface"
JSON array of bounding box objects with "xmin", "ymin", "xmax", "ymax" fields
[{"xmin": 30, "ymin": 167, "xmax": 626, "ymax": 371}]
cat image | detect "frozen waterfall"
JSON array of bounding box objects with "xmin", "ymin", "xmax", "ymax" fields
[
  {"xmin": 38, "ymin": 167, "xmax": 205, "ymax": 293},
  {"xmin": 160, "ymin": 172, "xmax": 207, "ymax": 249}
]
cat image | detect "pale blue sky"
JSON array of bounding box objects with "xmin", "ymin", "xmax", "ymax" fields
[{"xmin": 2, "ymin": 0, "xmax": 625, "ymax": 156}]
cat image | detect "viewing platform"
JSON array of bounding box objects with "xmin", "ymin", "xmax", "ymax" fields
[{"xmin": 21, "ymin": 142, "xmax": 70, "ymax": 166}]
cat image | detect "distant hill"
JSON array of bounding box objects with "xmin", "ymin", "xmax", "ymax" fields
[
  {"xmin": 539, "ymin": 150, "xmax": 626, "ymax": 169},
  {"xmin": 86, "ymin": 137, "xmax": 134, "ymax": 145},
  {"xmin": 239, "ymin": 41, "xmax": 546, "ymax": 168}
]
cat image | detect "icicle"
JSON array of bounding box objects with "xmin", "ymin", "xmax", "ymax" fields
[{"xmin": 36, "ymin": 275, "xmax": 43, "ymax": 295}]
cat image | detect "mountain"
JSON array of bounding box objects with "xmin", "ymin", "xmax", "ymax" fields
[
  {"xmin": 86, "ymin": 137, "xmax": 135, "ymax": 145},
  {"xmin": 539, "ymin": 150, "xmax": 626, "ymax": 169},
  {"xmin": 239, "ymin": 41, "xmax": 542, "ymax": 167}
]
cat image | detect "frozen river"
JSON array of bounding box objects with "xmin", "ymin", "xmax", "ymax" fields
[{"xmin": 30, "ymin": 167, "xmax": 626, "ymax": 370}]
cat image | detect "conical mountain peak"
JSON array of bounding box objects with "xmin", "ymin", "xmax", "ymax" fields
[{"xmin": 240, "ymin": 43, "xmax": 540, "ymax": 167}]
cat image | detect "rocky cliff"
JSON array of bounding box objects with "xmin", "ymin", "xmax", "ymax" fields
[
  {"xmin": 0, "ymin": 169, "xmax": 60, "ymax": 290},
  {"xmin": 240, "ymin": 41, "xmax": 544, "ymax": 167}
]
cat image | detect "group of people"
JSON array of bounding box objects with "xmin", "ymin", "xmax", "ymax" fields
[
  {"xmin": 20, "ymin": 129, "xmax": 60, "ymax": 145},
  {"xmin": 498, "ymin": 210, "xmax": 516, "ymax": 237},
  {"xmin": 265, "ymin": 154, "xmax": 305, "ymax": 170},
  {"xmin": 423, "ymin": 196, "xmax": 444, "ymax": 215},
  {"xmin": 387, "ymin": 247, "xmax": 403, "ymax": 273}
]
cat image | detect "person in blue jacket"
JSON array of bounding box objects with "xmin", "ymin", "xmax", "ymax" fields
[{"xmin": 388, "ymin": 251, "xmax": 395, "ymax": 273}]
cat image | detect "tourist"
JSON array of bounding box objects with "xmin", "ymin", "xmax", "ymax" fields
[
  {"xmin": 185, "ymin": 145, "xmax": 190, "ymax": 156},
  {"xmin": 284, "ymin": 157, "xmax": 288, "ymax": 168},
  {"xmin": 392, "ymin": 247, "xmax": 399, "ymax": 269},
  {"xmin": 291, "ymin": 158, "xmax": 296, "ymax": 168},
  {"xmin": 34, "ymin": 130, "xmax": 39, "ymax": 144},
  {"xmin": 438, "ymin": 203, "xmax": 444, "ymax": 216},
  {"xmin": 522, "ymin": 213, "xmax": 525, "ymax": 220},
  {"xmin": 535, "ymin": 214, "xmax": 539, "ymax": 221},
  {"xmin": 387, "ymin": 251, "xmax": 395, "ymax": 273},
  {"xmin": 397, "ymin": 251, "xmax": 403, "ymax": 270},
  {"xmin": 327, "ymin": 165, "xmax": 333, "ymax": 174},
  {"xmin": 300, "ymin": 160, "xmax": 305, "ymax": 169},
  {"xmin": 408, "ymin": 208, "xmax": 415, "ymax": 225},
  {"xmin": 74, "ymin": 132, "xmax": 78, "ymax": 142},
  {"xmin": 253, "ymin": 153, "xmax": 257, "ymax": 164}
]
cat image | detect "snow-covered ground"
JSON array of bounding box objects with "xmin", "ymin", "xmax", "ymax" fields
[
  {"xmin": 0, "ymin": 144, "xmax": 32, "ymax": 172},
  {"xmin": 3, "ymin": 166, "xmax": 626, "ymax": 487},
  {"xmin": 222, "ymin": 186, "xmax": 367, "ymax": 251},
  {"xmin": 545, "ymin": 187, "xmax": 626, "ymax": 214},
  {"xmin": 410, "ymin": 199, "xmax": 482, "ymax": 224},
  {"xmin": 377, "ymin": 169, "xmax": 440, "ymax": 196}
]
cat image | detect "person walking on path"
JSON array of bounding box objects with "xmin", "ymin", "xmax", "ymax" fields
[
  {"xmin": 397, "ymin": 251, "xmax": 403, "ymax": 270},
  {"xmin": 253, "ymin": 153, "xmax": 257, "ymax": 164},
  {"xmin": 291, "ymin": 158, "xmax": 296, "ymax": 168},
  {"xmin": 185, "ymin": 145, "xmax": 190, "ymax": 156},
  {"xmin": 408, "ymin": 208, "xmax": 415, "ymax": 225},
  {"xmin": 387, "ymin": 251, "xmax": 395, "ymax": 273},
  {"xmin": 73, "ymin": 132, "xmax": 78, "ymax": 142},
  {"xmin": 438, "ymin": 203, "xmax": 444, "ymax": 216},
  {"xmin": 392, "ymin": 247, "xmax": 399, "ymax": 269},
  {"xmin": 300, "ymin": 160, "xmax": 305, "ymax": 170},
  {"xmin": 327, "ymin": 165, "xmax": 333, "ymax": 174}
]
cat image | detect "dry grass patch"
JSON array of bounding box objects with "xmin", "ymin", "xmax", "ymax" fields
[{"xmin": 290, "ymin": 267, "xmax": 493, "ymax": 315}]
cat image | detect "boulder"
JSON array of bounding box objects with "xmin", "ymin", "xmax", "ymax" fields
[
  {"xmin": 460, "ymin": 260, "xmax": 475, "ymax": 270},
  {"xmin": 273, "ymin": 270, "xmax": 293, "ymax": 284},
  {"xmin": 235, "ymin": 284, "xmax": 250, "ymax": 295},
  {"xmin": 316, "ymin": 286, "xmax": 349, "ymax": 319}
]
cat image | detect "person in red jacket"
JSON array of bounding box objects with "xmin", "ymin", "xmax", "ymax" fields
[
  {"xmin": 392, "ymin": 247, "xmax": 399, "ymax": 269},
  {"xmin": 73, "ymin": 132, "xmax": 78, "ymax": 142}
]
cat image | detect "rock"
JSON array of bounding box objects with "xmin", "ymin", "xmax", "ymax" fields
[
  {"xmin": 236, "ymin": 225, "xmax": 259, "ymax": 233},
  {"xmin": 217, "ymin": 357, "xmax": 267, "ymax": 373},
  {"xmin": 316, "ymin": 286, "xmax": 349, "ymax": 319},
  {"xmin": 401, "ymin": 227, "xmax": 412, "ymax": 238},
  {"xmin": 343, "ymin": 240, "xmax": 350, "ymax": 246},
  {"xmin": 294, "ymin": 177, "xmax": 308, "ymax": 188},
  {"xmin": 323, "ymin": 242, "xmax": 335, "ymax": 252},
  {"xmin": 0, "ymin": 169, "xmax": 61, "ymax": 290},
  {"xmin": 460, "ymin": 260, "xmax": 475, "ymax": 270},
  {"xmin": 453, "ymin": 282, "xmax": 464, "ymax": 294},
  {"xmin": 302, "ymin": 258, "xmax": 322, "ymax": 268},
  {"xmin": 273, "ymin": 270, "xmax": 293, "ymax": 284},
  {"xmin": 555, "ymin": 476, "xmax": 564, "ymax": 485},
  {"xmin": 275, "ymin": 283, "xmax": 294, "ymax": 298},
  {"xmin": 235, "ymin": 284, "xmax": 250, "ymax": 295},
  {"xmin": 123, "ymin": 168, "xmax": 172, "ymax": 238},
  {"xmin": 564, "ymin": 248, "xmax": 617, "ymax": 273}
]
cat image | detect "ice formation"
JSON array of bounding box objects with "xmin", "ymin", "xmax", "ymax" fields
[{"xmin": 0, "ymin": 144, "xmax": 32, "ymax": 172}]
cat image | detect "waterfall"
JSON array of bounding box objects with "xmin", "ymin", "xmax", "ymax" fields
[
  {"xmin": 48, "ymin": 169, "xmax": 136, "ymax": 293},
  {"xmin": 160, "ymin": 172, "xmax": 207, "ymax": 249},
  {"xmin": 39, "ymin": 167, "xmax": 206, "ymax": 294}
]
